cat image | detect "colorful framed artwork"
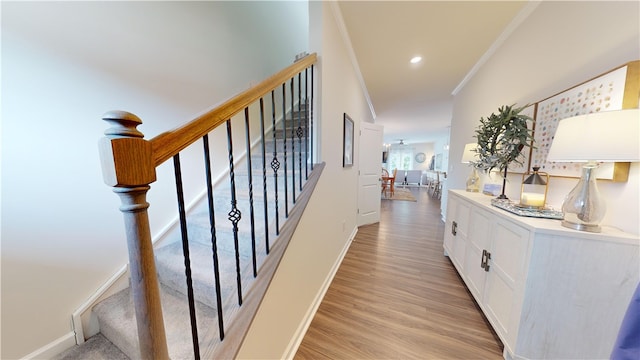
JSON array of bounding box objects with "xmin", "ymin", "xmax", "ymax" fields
[{"xmin": 530, "ymin": 61, "xmax": 639, "ymax": 180}]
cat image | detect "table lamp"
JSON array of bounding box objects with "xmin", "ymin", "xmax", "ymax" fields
[
  {"xmin": 461, "ymin": 142, "xmax": 480, "ymax": 192},
  {"xmin": 547, "ymin": 109, "xmax": 640, "ymax": 232}
]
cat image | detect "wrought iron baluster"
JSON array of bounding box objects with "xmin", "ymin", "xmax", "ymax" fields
[
  {"xmin": 297, "ymin": 72, "xmax": 303, "ymax": 191},
  {"xmin": 282, "ymin": 84, "xmax": 289, "ymax": 218},
  {"xmin": 270, "ymin": 90, "xmax": 280, "ymax": 236},
  {"xmin": 304, "ymin": 68, "xmax": 309, "ymax": 180},
  {"xmin": 290, "ymin": 79, "xmax": 296, "ymax": 203},
  {"xmin": 172, "ymin": 153, "xmax": 201, "ymax": 359},
  {"xmin": 244, "ymin": 108, "xmax": 257, "ymax": 278},
  {"xmin": 225, "ymin": 120, "xmax": 243, "ymax": 306},
  {"xmin": 259, "ymin": 98, "xmax": 270, "ymax": 254},
  {"xmin": 310, "ymin": 64, "xmax": 315, "ymax": 171},
  {"xmin": 202, "ymin": 134, "xmax": 225, "ymax": 340}
]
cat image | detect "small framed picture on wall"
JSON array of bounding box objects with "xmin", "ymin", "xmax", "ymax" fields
[{"xmin": 343, "ymin": 113, "xmax": 354, "ymax": 167}]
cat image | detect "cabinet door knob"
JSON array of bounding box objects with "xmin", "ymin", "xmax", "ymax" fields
[
  {"xmin": 481, "ymin": 249, "xmax": 487, "ymax": 268},
  {"xmin": 452, "ymin": 221, "xmax": 458, "ymax": 236}
]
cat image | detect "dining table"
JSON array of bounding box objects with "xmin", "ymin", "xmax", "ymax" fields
[{"xmin": 382, "ymin": 175, "xmax": 395, "ymax": 197}]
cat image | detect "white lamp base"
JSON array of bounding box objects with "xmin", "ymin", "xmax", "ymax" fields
[{"xmin": 466, "ymin": 168, "xmax": 480, "ymax": 192}]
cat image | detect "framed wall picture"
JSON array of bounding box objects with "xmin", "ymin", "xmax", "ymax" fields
[
  {"xmin": 435, "ymin": 153, "xmax": 442, "ymax": 170},
  {"xmin": 343, "ymin": 113, "xmax": 354, "ymax": 167},
  {"xmin": 530, "ymin": 60, "xmax": 639, "ymax": 180}
]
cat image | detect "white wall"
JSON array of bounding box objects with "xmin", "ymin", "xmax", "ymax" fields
[
  {"xmin": 237, "ymin": 2, "xmax": 374, "ymax": 358},
  {"xmin": 447, "ymin": 1, "xmax": 640, "ymax": 236},
  {"xmin": 407, "ymin": 142, "xmax": 436, "ymax": 172},
  {"xmin": 1, "ymin": 2, "xmax": 309, "ymax": 358}
]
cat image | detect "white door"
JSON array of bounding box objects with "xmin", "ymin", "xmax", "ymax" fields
[{"xmin": 358, "ymin": 122, "xmax": 383, "ymax": 226}]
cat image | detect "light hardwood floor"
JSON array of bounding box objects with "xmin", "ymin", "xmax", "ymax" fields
[{"xmin": 295, "ymin": 187, "xmax": 503, "ymax": 359}]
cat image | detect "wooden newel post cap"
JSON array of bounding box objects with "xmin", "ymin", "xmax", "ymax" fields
[
  {"xmin": 99, "ymin": 111, "xmax": 156, "ymax": 187},
  {"xmin": 102, "ymin": 110, "xmax": 145, "ymax": 138}
]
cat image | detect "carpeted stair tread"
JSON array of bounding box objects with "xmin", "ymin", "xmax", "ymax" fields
[
  {"xmin": 52, "ymin": 333, "xmax": 129, "ymax": 360},
  {"xmin": 93, "ymin": 284, "xmax": 218, "ymax": 360},
  {"xmin": 155, "ymin": 215, "xmax": 279, "ymax": 308},
  {"xmin": 213, "ymin": 173, "xmax": 307, "ymax": 201},
  {"xmin": 159, "ymin": 191, "xmax": 284, "ymax": 248},
  {"xmin": 155, "ymin": 240, "xmax": 250, "ymax": 309}
]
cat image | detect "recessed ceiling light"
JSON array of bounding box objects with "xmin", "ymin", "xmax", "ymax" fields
[{"xmin": 410, "ymin": 56, "xmax": 422, "ymax": 64}]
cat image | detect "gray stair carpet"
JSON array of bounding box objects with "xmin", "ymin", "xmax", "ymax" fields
[
  {"xmin": 93, "ymin": 284, "xmax": 219, "ymax": 360},
  {"xmin": 53, "ymin": 333, "xmax": 129, "ymax": 360}
]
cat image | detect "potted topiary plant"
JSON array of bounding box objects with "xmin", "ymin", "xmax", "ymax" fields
[{"xmin": 471, "ymin": 104, "xmax": 534, "ymax": 199}]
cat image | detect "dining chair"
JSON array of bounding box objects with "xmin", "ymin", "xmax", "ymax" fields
[
  {"xmin": 390, "ymin": 168, "xmax": 397, "ymax": 196},
  {"xmin": 381, "ymin": 168, "xmax": 391, "ymax": 197},
  {"xmin": 430, "ymin": 171, "xmax": 441, "ymax": 197}
]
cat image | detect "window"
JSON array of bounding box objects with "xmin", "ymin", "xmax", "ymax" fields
[{"xmin": 387, "ymin": 146, "xmax": 413, "ymax": 170}]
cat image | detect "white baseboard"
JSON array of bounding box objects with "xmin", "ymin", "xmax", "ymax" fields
[
  {"xmin": 71, "ymin": 264, "xmax": 130, "ymax": 344},
  {"xmin": 282, "ymin": 225, "xmax": 358, "ymax": 360},
  {"xmin": 20, "ymin": 332, "xmax": 76, "ymax": 360}
]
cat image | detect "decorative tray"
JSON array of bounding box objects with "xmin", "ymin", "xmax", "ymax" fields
[{"xmin": 491, "ymin": 199, "xmax": 564, "ymax": 220}]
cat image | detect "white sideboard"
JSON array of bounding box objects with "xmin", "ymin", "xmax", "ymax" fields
[{"xmin": 443, "ymin": 189, "xmax": 639, "ymax": 360}]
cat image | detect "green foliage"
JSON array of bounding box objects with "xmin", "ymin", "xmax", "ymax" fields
[{"xmin": 472, "ymin": 104, "xmax": 534, "ymax": 176}]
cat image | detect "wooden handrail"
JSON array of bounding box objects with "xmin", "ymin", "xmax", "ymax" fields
[{"xmin": 151, "ymin": 53, "xmax": 317, "ymax": 166}]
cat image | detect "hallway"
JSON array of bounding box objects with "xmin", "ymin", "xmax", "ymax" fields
[{"xmin": 295, "ymin": 187, "xmax": 503, "ymax": 359}]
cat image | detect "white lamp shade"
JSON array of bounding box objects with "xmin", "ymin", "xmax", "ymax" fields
[
  {"xmin": 461, "ymin": 142, "xmax": 478, "ymax": 163},
  {"xmin": 547, "ymin": 109, "xmax": 640, "ymax": 162}
]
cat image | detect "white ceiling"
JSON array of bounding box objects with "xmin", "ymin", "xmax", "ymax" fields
[{"xmin": 337, "ymin": 1, "xmax": 528, "ymax": 145}]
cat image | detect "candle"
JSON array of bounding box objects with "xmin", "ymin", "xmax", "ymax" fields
[{"xmin": 521, "ymin": 192, "xmax": 545, "ymax": 207}]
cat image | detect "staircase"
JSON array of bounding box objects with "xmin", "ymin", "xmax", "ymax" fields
[{"xmin": 56, "ymin": 105, "xmax": 315, "ymax": 359}]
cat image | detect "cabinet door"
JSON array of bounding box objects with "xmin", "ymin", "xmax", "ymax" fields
[
  {"xmin": 443, "ymin": 196, "xmax": 458, "ymax": 257},
  {"xmin": 444, "ymin": 195, "xmax": 470, "ymax": 272},
  {"xmin": 483, "ymin": 219, "xmax": 529, "ymax": 348},
  {"xmin": 452, "ymin": 200, "xmax": 470, "ymax": 270},
  {"xmin": 463, "ymin": 207, "xmax": 492, "ymax": 302}
]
